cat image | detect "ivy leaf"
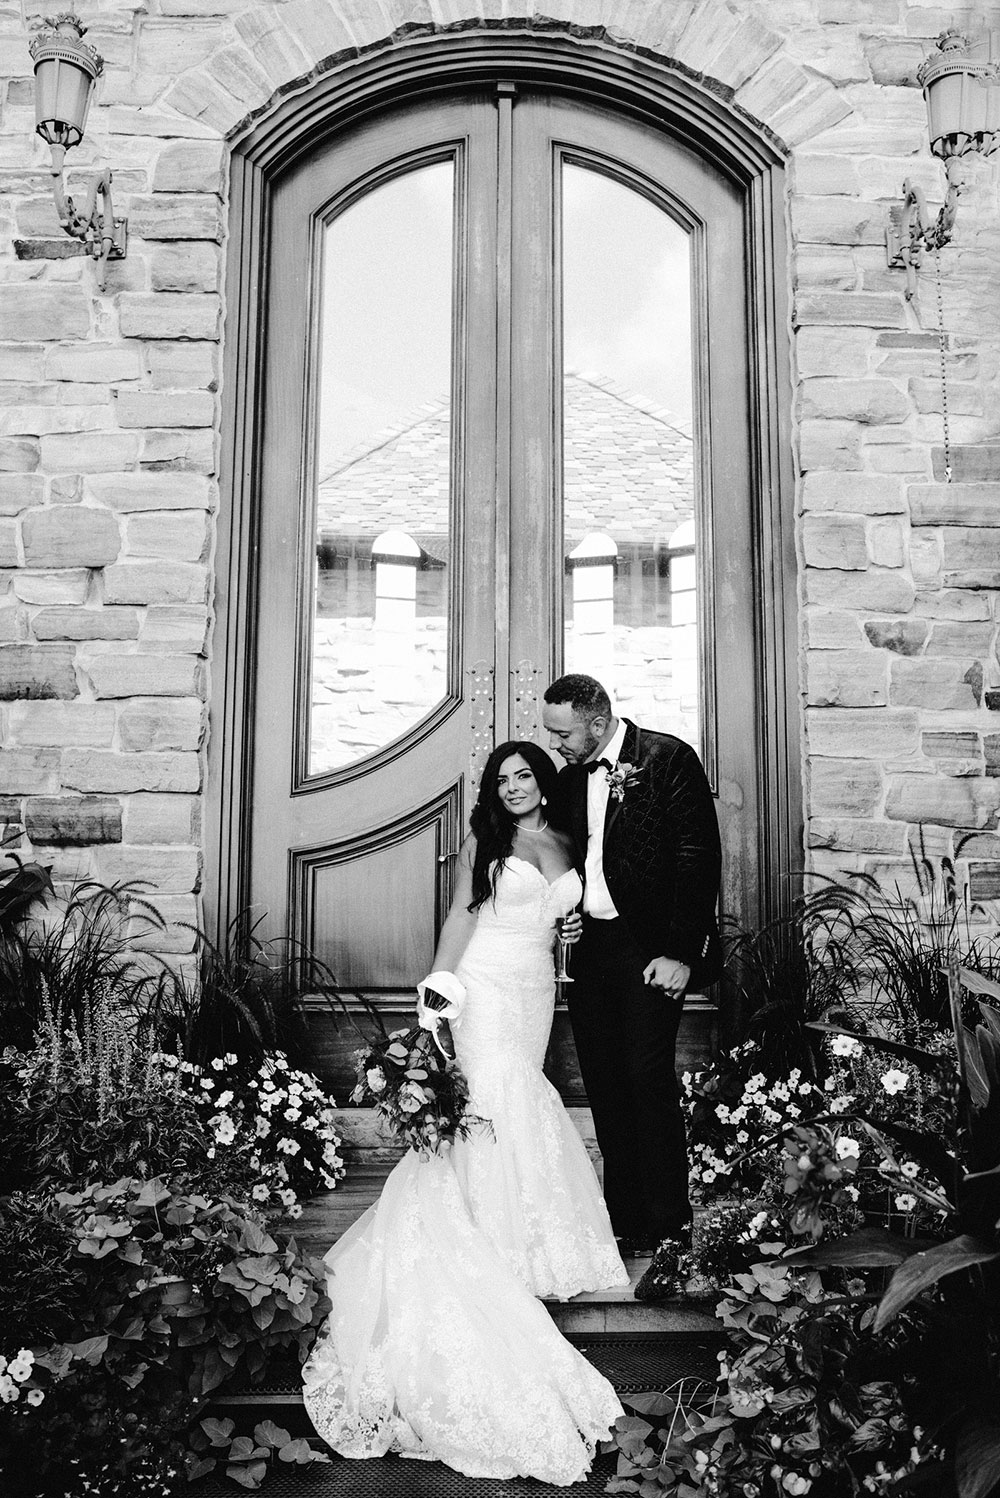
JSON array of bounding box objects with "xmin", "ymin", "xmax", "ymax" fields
[
  {"xmin": 254, "ymin": 1421, "xmax": 291, "ymax": 1450},
  {"xmin": 277, "ymin": 1438, "xmax": 315, "ymax": 1464},
  {"xmin": 226, "ymin": 1460, "xmax": 268, "ymax": 1489},
  {"xmin": 624, "ymin": 1392, "xmax": 676, "ymax": 1418},
  {"xmin": 199, "ymin": 1416, "xmax": 235, "ymax": 1447},
  {"xmin": 184, "ymin": 1456, "xmax": 216, "ymax": 1481}
]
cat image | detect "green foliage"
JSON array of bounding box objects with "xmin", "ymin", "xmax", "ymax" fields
[
  {"xmin": 0, "ymin": 847, "xmax": 53, "ymax": 939},
  {"xmin": 0, "ymin": 1179, "xmax": 331, "ymax": 1497},
  {"xmin": 186, "ymin": 1417, "xmax": 328, "ymax": 1489}
]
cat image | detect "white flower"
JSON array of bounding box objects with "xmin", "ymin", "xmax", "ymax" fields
[
  {"xmin": 770, "ymin": 1085, "xmax": 789, "ymax": 1103},
  {"xmin": 786, "ymin": 1104, "xmax": 801, "ymax": 1119},
  {"xmin": 881, "ymin": 1068, "xmax": 909, "ymax": 1096},
  {"xmin": 824, "ymin": 1077, "xmax": 837, "ymax": 1091},
  {"xmin": 715, "ymin": 1104, "xmax": 731, "ymax": 1122},
  {"xmin": 829, "ymin": 1096, "xmax": 849, "ymax": 1114},
  {"xmin": 836, "ymin": 1137, "xmax": 860, "ymax": 1160},
  {"xmin": 0, "ymin": 1376, "xmax": 18, "ymax": 1404},
  {"xmin": 284, "ymin": 1108, "xmax": 301, "ymax": 1123},
  {"xmin": 901, "ymin": 1161, "xmax": 919, "ymax": 1179},
  {"xmin": 703, "ymin": 1169, "xmax": 716, "ymax": 1183},
  {"xmin": 252, "ymin": 1184, "xmax": 269, "ymax": 1202},
  {"xmin": 26, "ymin": 1388, "xmax": 44, "ymax": 1407},
  {"xmin": 736, "ymin": 1130, "xmax": 749, "ymax": 1144},
  {"xmin": 200, "ymin": 1078, "xmax": 215, "ymax": 1091},
  {"xmin": 730, "ymin": 1106, "xmax": 747, "ymax": 1124},
  {"xmin": 367, "ymin": 1068, "xmax": 387, "ymax": 1094},
  {"xmin": 225, "ymin": 1052, "xmax": 237, "ymax": 1066},
  {"xmin": 8, "ymin": 1352, "xmax": 33, "ymax": 1383},
  {"xmin": 287, "ymin": 1203, "xmax": 303, "ymax": 1219},
  {"xmin": 844, "ymin": 1184, "xmax": 860, "ymax": 1201},
  {"xmin": 213, "ymin": 1115, "xmax": 237, "ymax": 1145},
  {"xmin": 894, "ymin": 1193, "xmax": 917, "ymax": 1213},
  {"xmin": 279, "ymin": 1188, "xmax": 296, "ymax": 1207},
  {"xmin": 277, "ymin": 1137, "xmax": 301, "ymax": 1156},
  {"xmin": 211, "ymin": 1058, "xmax": 226, "ymax": 1072},
  {"xmin": 831, "ymin": 1034, "xmax": 863, "ymax": 1058},
  {"xmin": 255, "ymin": 1116, "xmax": 271, "ymax": 1139}
]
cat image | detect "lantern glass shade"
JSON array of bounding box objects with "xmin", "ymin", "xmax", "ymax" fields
[
  {"xmin": 920, "ymin": 34, "xmax": 1000, "ymax": 158},
  {"xmin": 31, "ymin": 35, "xmax": 102, "ymax": 150}
]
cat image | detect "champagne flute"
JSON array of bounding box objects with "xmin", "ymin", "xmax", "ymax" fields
[{"xmin": 554, "ymin": 908, "xmax": 577, "ymax": 984}]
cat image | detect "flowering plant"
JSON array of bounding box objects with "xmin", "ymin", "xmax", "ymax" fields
[
  {"xmin": 605, "ymin": 761, "xmax": 643, "ymax": 803},
  {"xmin": 167, "ymin": 1050, "xmax": 345, "ymax": 1217},
  {"xmin": 352, "ymin": 1026, "xmax": 490, "ymax": 1157}
]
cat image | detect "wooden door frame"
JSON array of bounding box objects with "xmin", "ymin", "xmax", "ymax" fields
[{"xmin": 208, "ymin": 29, "xmax": 798, "ymax": 943}]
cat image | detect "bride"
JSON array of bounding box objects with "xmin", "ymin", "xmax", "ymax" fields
[{"xmin": 303, "ymin": 739, "xmax": 629, "ymax": 1485}]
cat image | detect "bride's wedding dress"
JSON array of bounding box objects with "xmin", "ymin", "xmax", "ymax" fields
[{"xmin": 303, "ymin": 859, "xmax": 629, "ymax": 1485}]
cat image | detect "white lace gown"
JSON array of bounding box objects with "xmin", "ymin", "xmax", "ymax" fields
[{"xmin": 303, "ymin": 860, "xmax": 628, "ymax": 1485}]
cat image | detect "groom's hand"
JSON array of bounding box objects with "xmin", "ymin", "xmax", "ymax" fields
[{"xmin": 643, "ymin": 956, "xmax": 690, "ymax": 998}]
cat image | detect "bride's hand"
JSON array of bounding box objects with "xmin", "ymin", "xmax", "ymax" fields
[{"xmin": 558, "ymin": 909, "xmax": 582, "ymax": 944}]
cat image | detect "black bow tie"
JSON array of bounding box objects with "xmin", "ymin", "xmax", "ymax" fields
[{"xmin": 586, "ymin": 758, "xmax": 612, "ymax": 775}]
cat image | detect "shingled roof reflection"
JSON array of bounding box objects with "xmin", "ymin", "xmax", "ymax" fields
[{"xmin": 316, "ymin": 372, "xmax": 694, "ymax": 558}]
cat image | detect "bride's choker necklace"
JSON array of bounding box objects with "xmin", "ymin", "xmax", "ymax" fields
[{"xmin": 516, "ymin": 820, "xmax": 548, "ymax": 835}]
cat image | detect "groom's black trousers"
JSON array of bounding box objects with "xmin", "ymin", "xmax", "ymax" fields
[{"xmin": 567, "ymin": 915, "xmax": 692, "ymax": 1244}]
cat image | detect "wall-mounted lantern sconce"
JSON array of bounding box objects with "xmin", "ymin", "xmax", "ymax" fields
[
  {"xmin": 28, "ymin": 12, "xmax": 127, "ymax": 289},
  {"xmin": 887, "ymin": 30, "xmax": 1000, "ymax": 300}
]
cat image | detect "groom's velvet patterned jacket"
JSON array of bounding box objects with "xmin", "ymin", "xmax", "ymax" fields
[{"xmin": 557, "ymin": 720, "xmax": 723, "ymax": 989}]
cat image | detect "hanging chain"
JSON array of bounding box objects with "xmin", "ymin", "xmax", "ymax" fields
[{"xmin": 933, "ymin": 242, "xmax": 952, "ymax": 484}]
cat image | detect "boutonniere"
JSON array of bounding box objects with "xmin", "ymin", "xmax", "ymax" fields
[{"xmin": 606, "ymin": 762, "xmax": 643, "ymax": 802}]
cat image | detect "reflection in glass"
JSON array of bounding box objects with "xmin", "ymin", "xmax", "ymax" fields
[
  {"xmin": 309, "ymin": 162, "xmax": 454, "ymax": 775},
  {"xmin": 561, "ymin": 162, "xmax": 698, "ymax": 749}
]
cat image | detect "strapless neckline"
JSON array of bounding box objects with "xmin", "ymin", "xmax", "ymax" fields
[{"xmin": 507, "ymin": 856, "xmax": 579, "ymax": 890}]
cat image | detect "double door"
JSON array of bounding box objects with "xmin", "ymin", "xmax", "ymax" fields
[{"xmin": 251, "ymin": 85, "xmax": 757, "ymax": 1002}]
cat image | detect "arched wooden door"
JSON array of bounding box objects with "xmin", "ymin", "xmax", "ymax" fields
[{"xmin": 223, "ymin": 75, "xmax": 786, "ymax": 1086}]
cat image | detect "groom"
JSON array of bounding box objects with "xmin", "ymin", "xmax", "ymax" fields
[{"xmin": 543, "ymin": 674, "xmax": 722, "ymax": 1275}]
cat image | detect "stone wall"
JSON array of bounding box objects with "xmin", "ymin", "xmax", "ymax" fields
[{"xmin": 1, "ymin": 0, "xmax": 1000, "ymax": 961}]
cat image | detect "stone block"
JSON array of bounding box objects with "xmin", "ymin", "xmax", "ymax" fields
[
  {"xmin": 12, "ymin": 570, "xmax": 93, "ymax": 605},
  {"xmin": 909, "ymin": 378, "xmax": 983, "ymax": 417},
  {"xmin": 61, "ymin": 750, "xmax": 201, "ymax": 794},
  {"xmin": 908, "ymin": 483, "xmax": 1000, "ymax": 527},
  {"xmin": 25, "ymin": 796, "xmax": 122, "ymax": 845},
  {"xmin": 8, "ymin": 702, "xmax": 115, "ymax": 747},
  {"xmin": 0, "ymin": 287, "xmax": 90, "ymax": 341},
  {"xmin": 40, "ymin": 432, "xmax": 142, "ymax": 473},
  {"xmin": 114, "ymin": 392, "xmax": 215, "ymax": 429},
  {"xmin": 118, "ymin": 294, "xmax": 220, "ymax": 341},
  {"xmin": 127, "ymin": 195, "xmax": 223, "ymax": 242},
  {"xmin": 0, "ymin": 748, "xmax": 60, "ymax": 793},
  {"xmin": 802, "ymin": 514, "xmax": 867, "ymax": 569},
  {"xmin": 33, "ymin": 607, "xmax": 140, "ymax": 640},
  {"xmin": 152, "ymin": 141, "xmax": 226, "ymax": 194},
  {"xmin": 0, "ymin": 520, "xmax": 17, "ymax": 566},
  {"xmin": 22, "ymin": 506, "xmax": 121, "ymax": 568},
  {"xmin": 0, "ymin": 441, "xmax": 40, "ymax": 473},
  {"xmin": 141, "ymin": 429, "xmax": 215, "ymax": 472},
  {"xmin": 135, "ymin": 19, "xmax": 229, "ymax": 76},
  {"xmin": 202, "ymin": 41, "xmax": 273, "ymax": 112},
  {"xmin": 864, "ymin": 38, "xmax": 928, "ymax": 86},
  {"xmin": 885, "ymin": 775, "xmax": 1000, "ymax": 829},
  {"xmin": 146, "ymin": 343, "xmax": 218, "ymax": 390},
  {"xmin": 791, "ymin": 197, "xmax": 888, "ymax": 247},
  {"xmin": 806, "ymin": 569, "xmax": 915, "ymax": 613},
  {"xmin": 914, "ymin": 590, "xmax": 991, "ymax": 621},
  {"xmin": 808, "ymin": 819, "xmax": 907, "ymax": 855},
  {"xmin": 791, "ymin": 155, "xmax": 860, "ymax": 197},
  {"xmin": 864, "ymin": 619, "xmax": 928, "ymax": 656},
  {"xmin": 805, "ymin": 708, "xmax": 920, "ymax": 760},
  {"xmin": 86, "ymin": 473, "xmax": 215, "ymax": 512},
  {"xmin": 118, "ymin": 698, "xmax": 205, "ymax": 751},
  {"xmin": 0, "ymin": 474, "xmax": 44, "ymax": 516},
  {"xmin": 94, "ymin": 845, "xmax": 200, "ymax": 893},
  {"xmin": 908, "ymin": 532, "xmax": 942, "ymax": 591},
  {"xmin": 791, "ymin": 245, "xmax": 858, "ymax": 292},
  {"xmin": 138, "ymin": 605, "xmax": 209, "ymax": 653},
  {"xmin": 125, "ymin": 510, "xmax": 208, "ymax": 562},
  {"xmin": 941, "ymin": 528, "xmax": 1000, "ymax": 580},
  {"xmin": 150, "ymin": 243, "xmax": 220, "ymax": 294},
  {"xmin": 795, "ymin": 327, "xmax": 872, "ymax": 378},
  {"xmin": 800, "ymin": 377, "xmax": 909, "ymax": 424},
  {"xmin": 800, "ymin": 472, "xmax": 904, "ymax": 514},
  {"xmin": 806, "ymin": 651, "xmax": 888, "ymax": 707},
  {"xmin": 804, "ymin": 611, "xmax": 863, "ymax": 650},
  {"xmin": 932, "ymin": 446, "xmax": 1000, "ymax": 483},
  {"xmin": 125, "ymin": 793, "xmax": 199, "ymax": 844},
  {"xmin": 809, "ymin": 758, "xmax": 883, "ymax": 818},
  {"xmin": 867, "ymin": 518, "xmax": 905, "ymax": 568},
  {"xmin": 798, "ymin": 419, "xmax": 862, "ymax": 471},
  {"xmin": 922, "ymin": 730, "xmax": 981, "ymax": 763},
  {"xmin": 0, "ymin": 605, "xmax": 26, "ymax": 644},
  {"xmin": 986, "ymin": 736, "xmax": 1000, "ymax": 778},
  {"xmin": 794, "ymin": 293, "xmax": 907, "ymax": 329},
  {"xmin": 44, "ymin": 344, "xmax": 144, "ymax": 383},
  {"xmin": 889, "ymin": 659, "xmax": 981, "ymax": 711},
  {"xmin": 927, "ymin": 622, "xmax": 995, "ymax": 657},
  {"xmin": 103, "ymin": 562, "xmax": 208, "ymax": 605},
  {"xmin": 84, "ymin": 656, "xmax": 202, "ymax": 699},
  {"xmin": 0, "ymin": 644, "xmax": 77, "ymax": 700},
  {"xmin": 128, "ymin": 891, "xmax": 200, "ymax": 953}
]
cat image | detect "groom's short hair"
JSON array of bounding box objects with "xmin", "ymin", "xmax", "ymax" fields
[{"xmin": 544, "ymin": 674, "xmax": 612, "ymax": 721}]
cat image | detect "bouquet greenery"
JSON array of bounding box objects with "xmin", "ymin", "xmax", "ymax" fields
[{"xmin": 351, "ymin": 1026, "xmax": 490, "ymax": 1157}]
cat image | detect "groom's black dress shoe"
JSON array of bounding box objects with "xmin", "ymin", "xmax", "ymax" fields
[
  {"xmin": 633, "ymin": 1232, "xmax": 694, "ymax": 1302},
  {"xmin": 615, "ymin": 1234, "xmax": 657, "ymax": 1257}
]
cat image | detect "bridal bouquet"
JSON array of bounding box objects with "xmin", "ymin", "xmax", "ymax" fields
[{"xmin": 352, "ymin": 1027, "xmax": 490, "ymax": 1157}]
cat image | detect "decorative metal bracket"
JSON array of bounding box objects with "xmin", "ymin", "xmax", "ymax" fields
[
  {"xmin": 467, "ymin": 660, "xmax": 494, "ymax": 792},
  {"xmin": 512, "ymin": 658, "xmax": 540, "ymax": 740},
  {"xmin": 47, "ymin": 141, "xmax": 127, "ymax": 288},
  {"xmin": 886, "ymin": 157, "xmax": 964, "ymax": 301}
]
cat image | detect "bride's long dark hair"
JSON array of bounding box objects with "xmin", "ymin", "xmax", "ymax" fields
[{"xmin": 468, "ymin": 740, "xmax": 561, "ymax": 912}]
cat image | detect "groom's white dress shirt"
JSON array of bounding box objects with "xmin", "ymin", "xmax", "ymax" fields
[{"xmin": 583, "ymin": 717, "xmax": 627, "ymax": 921}]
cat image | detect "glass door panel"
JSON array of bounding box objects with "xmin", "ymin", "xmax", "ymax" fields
[
  {"xmin": 311, "ymin": 162, "xmax": 455, "ymax": 776},
  {"xmin": 560, "ymin": 161, "xmax": 699, "ymax": 750}
]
